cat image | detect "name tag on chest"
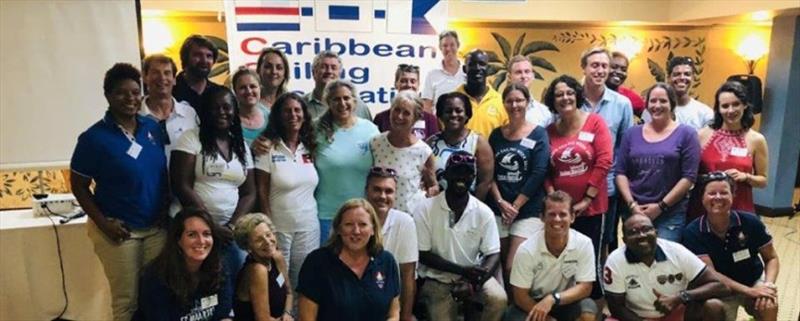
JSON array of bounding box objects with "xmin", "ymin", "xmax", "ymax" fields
[
  {"xmin": 127, "ymin": 142, "xmax": 142, "ymax": 159},
  {"xmin": 732, "ymin": 249, "xmax": 751, "ymax": 262},
  {"xmin": 578, "ymin": 131, "xmax": 595, "ymax": 143},
  {"xmin": 276, "ymin": 272, "xmax": 285, "ymax": 288},
  {"xmin": 730, "ymin": 147, "xmax": 748, "ymax": 157},
  {"xmin": 520, "ymin": 138, "xmax": 536, "ymax": 149},
  {"xmin": 200, "ymin": 294, "xmax": 218, "ymax": 309}
]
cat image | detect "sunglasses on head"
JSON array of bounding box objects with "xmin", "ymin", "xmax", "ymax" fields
[
  {"xmin": 700, "ymin": 171, "xmax": 730, "ymax": 184},
  {"xmin": 369, "ymin": 166, "xmax": 397, "ymax": 178},
  {"xmin": 447, "ymin": 153, "xmax": 476, "ymax": 168}
]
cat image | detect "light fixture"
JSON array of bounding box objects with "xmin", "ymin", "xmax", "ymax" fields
[
  {"xmin": 612, "ymin": 36, "xmax": 643, "ymax": 60},
  {"xmin": 736, "ymin": 34, "xmax": 768, "ymax": 74}
]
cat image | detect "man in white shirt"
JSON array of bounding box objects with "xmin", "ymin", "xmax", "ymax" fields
[
  {"xmin": 302, "ymin": 50, "xmax": 372, "ymax": 120},
  {"xmin": 604, "ymin": 214, "xmax": 727, "ymax": 321},
  {"xmin": 422, "ymin": 30, "xmax": 466, "ymax": 113},
  {"xmin": 506, "ymin": 55, "xmax": 553, "ymax": 128},
  {"xmin": 506, "ymin": 191, "xmax": 598, "ymax": 321},
  {"xmin": 365, "ymin": 166, "xmax": 418, "ymax": 321},
  {"xmin": 140, "ymin": 54, "xmax": 198, "ymax": 161},
  {"xmin": 642, "ymin": 56, "xmax": 713, "ymax": 130},
  {"xmin": 415, "ymin": 151, "xmax": 507, "ymax": 321}
]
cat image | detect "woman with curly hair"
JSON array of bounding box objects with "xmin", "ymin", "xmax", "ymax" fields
[
  {"xmin": 313, "ymin": 80, "xmax": 379, "ymax": 243},
  {"xmin": 254, "ymin": 92, "xmax": 319, "ymax": 290},
  {"xmin": 134, "ymin": 208, "xmax": 233, "ymax": 321}
]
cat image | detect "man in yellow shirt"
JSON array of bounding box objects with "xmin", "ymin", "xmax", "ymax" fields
[{"xmin": 457, "ymin": 49, "xmax": 508, "ymax": 138}]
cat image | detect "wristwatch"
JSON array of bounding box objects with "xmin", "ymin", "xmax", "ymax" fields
[
  {"xmin": 678, "ymin": 290, "xmax": 691, "ymax": 304},
  {"xmin": 551, "ymin": 292, "xmax": 561, "ymax": 306}
]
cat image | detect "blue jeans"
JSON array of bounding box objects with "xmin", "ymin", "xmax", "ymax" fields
[
  {"xmin": 653, "ymin": 206, "xmax": 686, "ymax": 242},
  {"xmin": 319, "ymin": 219, "xmax": 333, "ymax": 246}
]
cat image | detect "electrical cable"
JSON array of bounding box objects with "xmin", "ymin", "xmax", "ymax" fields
[{"xmin": 42, "ymin": 204, "xmax": 69, "ymax": 319}]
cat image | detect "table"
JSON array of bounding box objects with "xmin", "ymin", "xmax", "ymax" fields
[{"xmin": 0, "ymin": 209, "xmax": 112, "ymax": 320}]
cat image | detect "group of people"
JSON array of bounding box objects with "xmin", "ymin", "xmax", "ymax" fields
[{"xmin": 70, "ymin": 31, "xmax": 778, "ymax": 321}]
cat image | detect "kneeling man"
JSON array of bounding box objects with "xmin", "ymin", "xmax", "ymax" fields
[
  {"xmin": 505, "ymin": 190, "xmax": 598, "ymax": 321},
  {"xmin": 604, "ymin": 214, "xmax": 728, "ymax": 321}
]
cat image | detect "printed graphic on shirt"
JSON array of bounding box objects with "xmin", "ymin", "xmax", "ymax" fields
[
  {"xmin": 551, "ymin": 141, "xmax": 593, "ymax": 177},
  {"xmin": 496, "ymin": 147, "xmax": 528, "ymax": 183}
]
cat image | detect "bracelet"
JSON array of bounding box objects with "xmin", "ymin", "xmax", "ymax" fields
[
  {"xmin": 584, "ymin": 193, "xmax": 596, "ymax": 200},
  {"xmin": 658, "ymin": 201, "xmax": 669, "ymax": 212},
  {"xmin": 628, "ymin": 201, "xmax": 638, "ymax": 210}
]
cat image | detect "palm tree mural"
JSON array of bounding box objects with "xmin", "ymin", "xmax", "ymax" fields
[
  {"xmin": 485, "ymin": 32, "xmax": 560, "ymax": 89},
  {"xmin": 205, "ymin": 35, "xmax": 231, "ymax": 87}
]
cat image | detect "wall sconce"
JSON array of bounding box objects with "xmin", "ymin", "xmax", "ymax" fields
[
  {"xmin": 612, "ymin": 36, "xmax": 643, "ymax": 61},
  {"xmin": 736, "ymin": 34, "xmax": 768, "ymax": 74}
]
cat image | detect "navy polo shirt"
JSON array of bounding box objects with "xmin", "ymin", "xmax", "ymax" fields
[
  {"xmin": 71, "ymin": 112, "xmax": 168, "ymax": 229},
  {"xmin": 682, "ymin": 211, "xmax": 771, "ymax": 286},
  {"xmin": 297, "ymin": 247, "xmax": 400, "ymax": 321},
  {"xmin": 172, "ymin": 72, "xmax": 224, "ymax": 110}
]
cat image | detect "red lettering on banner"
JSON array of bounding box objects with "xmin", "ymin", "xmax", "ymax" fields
[{"xmin": 241, "ymin": 37, "xmax": 267, "ymax": 55}]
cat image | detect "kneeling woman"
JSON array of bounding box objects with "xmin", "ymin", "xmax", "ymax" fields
[
  {"xmin": 297, "ymin": 199, "xmax": 400, "ymax": 321},
  {"xmin": 134, "ymin": 209, "xmax": 233, "ymax": 321},
  {"xmin": 233, "ymin": 213, "xmax": 293, "ymax": 321}
]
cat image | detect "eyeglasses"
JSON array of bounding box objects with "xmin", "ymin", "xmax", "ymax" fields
[
  {"xmin": 446, "ymin": 152, "xmax": 476, "ymax": 168},
  {"xmin": 700, "ymin": 171, "xmax": 730, "ymax": 184},
  {"xmin": 369, "ymin": 166, "xmax": 397, "ymax": 178},
  {"xmin": 398, "ymin": 64, "xmax": 420, "ymax": 72}
]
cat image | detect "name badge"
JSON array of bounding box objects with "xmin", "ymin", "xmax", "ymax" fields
[
  {"xmin": 732, "ymin": 249, "xmax": 751, "ymax": 262},
  {"xmin": 730, "ymin": 147, "xmax": 748, "ymax": 157},
  {"xmin": 200, "ymin": 294, "xmax": 218, "ymax": 309},
  {"xmin": 520, "ymin": 138, "xmax": 537, "ymax": 149},
  {"xmin": 578, "ymin": 131, "xmax": 595, "ymax": 143},
  {"xmin": 127, "ymin": 141, "xmax": 142, "ymax": 159},
  {"xmin": 276, "ymin": 272, "xmax": 285, "ymax": 288},
  {"xmin": 206, "ymin": 163, "xmax": 225, "ymax": 177},
  {"xmin": 413, "ymin": 120, "xmax": 426, "ymax": 129}
]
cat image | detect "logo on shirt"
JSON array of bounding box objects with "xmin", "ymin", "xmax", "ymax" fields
[
  {"xmin": 272, "ymin": 154, "xmax": 287, "ymax": 163},
  {"xmin": 358, "ymin": 142, "xmax": 369, "ymax": 155},
  {"xmin": 656, "ymin": 273, "xmax": 683, "ymax": 285},
  {"xmin": 375, "ymin": 271, "xmax": 385, "ymax": 289},
  {"xmin": 497, "ymin": 149, "xmax": 527, "ymax": 183},
  {"xmin": 558, "ymin": 146, "xmax": 582, "ymax": 165},
  {"xmin": 625, "ymin": 276, "xmax": 641, "ymax": 289}
]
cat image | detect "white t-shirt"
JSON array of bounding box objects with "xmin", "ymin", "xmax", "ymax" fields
[
  {"xmin": 421, "ymin": 62, "xmax": 466, "ymax": 108},
  {"xmin": 253, "ymin": 140, "xmax": 318, "ymax": 232},
  {"xmin": 371, "ymin": 133, "xmax": 433, "ymax": 214},
  {"xmin": 510, "ymin": 229, "xmax": 595, "ymax": 299},
  {"xmin": 170, "ymin": 128, "xmax": 253, "ymax": 224},
  {"xmin": 381, "ymin": 209, "xmax": 418, "ymax": 264},
  {"xmin": 414, "ymin": 193, "xmax": 500, "ymax": 283},
  {"xmin": 140, "ymin": 96, "xmax": 198, "ymax": 162},
  {"xmin": 642, "ymin": 98, "xmax": 713, "ymax": 130},
  {"xmin": 526, "ymin": 100, "xmax": 554, "ymax": 128},
  {"xmin": 603, "ymin": 239, "xmax": 706, "ymax": 319}
]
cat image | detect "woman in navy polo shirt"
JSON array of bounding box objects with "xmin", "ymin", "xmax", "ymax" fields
[
  {"xmin": 297, "ymin": 199, "xmax": 400, "ymax": 321},
  {"xmin": 71, "ymin": 63, "xmax": 169, "ymax": 321}
]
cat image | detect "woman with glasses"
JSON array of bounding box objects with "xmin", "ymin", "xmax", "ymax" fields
[
  {"xmin": 616, "ymin": 83, "xmax": 701, "ymax": 242},
  {"xmin": 233, "ymin": 213, "xmax": 293, "ymax": 321},
  {"xmin": 314, "ymin": 80, "xmax": 380, "ymax": 242},
  {"xmin": 487, "ymin": 83, "xmax": 551, "ymax": 283},
  {"xmin": 254, "ymin": 92, "xmax": 318, "ymax": 292},
  {"xmin": 426, "ymin": 92, "xmax": 495, "ymax": 200},
  {"xmin": 371, "ymin": 91, "xmax": 438, "ymax": 213},
  {"xmin": 232, "ymin": 67, "xmax": 270, "ymax": 146},
  {"xmin": 297, "ymin": 199, "xmax": 400, "ymax": 321},
  {"xmin": 171, "ymin": 86, "xmax": 256, "ymax": 277},
  {"xmin": 543, "ymin": 75, "xmax": 612, "ymax": 301},
  {"xmin": 687, "ymin": 81, "xmax": 768, "ymax": 220}
]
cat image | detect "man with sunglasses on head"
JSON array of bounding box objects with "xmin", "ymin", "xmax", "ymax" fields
[
  {"xmin": 140, "ymin": 54, "xmax": 198, "ymax": 162},
  {"xmin": 365, "ymin": 166, "xmax": 418, "ymax": 321},
  {"xmin": 682, "ymin": 172, "xmax": 779, "ymax": 321},
  {"xmin": 414, "ymin": 150, "xmax": 507, "ymax": 321},
  {"xmin": 373, "ymin": 64, "xmax": 440, "ymax": 139},
  {"xmin": 642, "ymin": 56, "xmax": 713, "ymax": 130},
  {"xmin": 604, "ymin": 214, "xmax": 727, "ymax": 321}
]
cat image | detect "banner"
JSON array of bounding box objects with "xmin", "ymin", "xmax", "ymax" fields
[{"xmin": 224, "ymin": 0, "xmax": 448, "ymax": 113}]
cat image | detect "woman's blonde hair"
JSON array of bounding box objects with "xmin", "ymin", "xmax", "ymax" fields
[
  {"xmin": 325, "ymin": 198, "xmax": 384, "ymax": 256},
  {"xmin": 233, "ymin": 212, "xmax": 276, "ymax": 251}
]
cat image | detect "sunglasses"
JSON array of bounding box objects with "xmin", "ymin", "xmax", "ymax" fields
[
  {"xmin": 447, "ymin": 152, "xmax": 476, "ymax": 168},
  {"xmin": 700, "ymin": 171, "xmax": 730, "ymax": 184},
  {"xmin": 369, "ymin": 166, "xmax": 397, "ymax": 178}
]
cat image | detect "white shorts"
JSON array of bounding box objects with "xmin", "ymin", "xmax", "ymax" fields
[{"xmin": 495, "ymin": 216, "xmax": 543, "ymax": 239}]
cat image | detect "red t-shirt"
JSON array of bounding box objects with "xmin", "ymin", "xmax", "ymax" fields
[
  {"xmin": 546, "ymin": 113, "xmax": 613, "ymax": 216},
  {"xmin": 618, "ymin": 86, "xmax": 645, "ymax": 117}
]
